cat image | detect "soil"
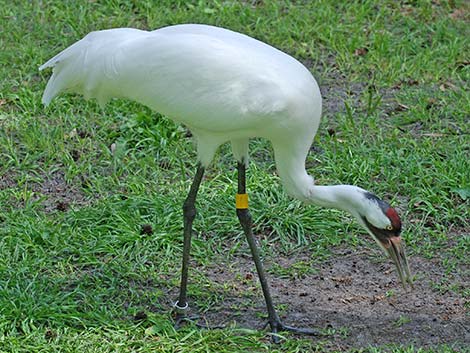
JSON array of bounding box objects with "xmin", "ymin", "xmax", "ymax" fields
[{"xmin": 186, "ymin": 246, "xmax": 469, "ymax": 350}]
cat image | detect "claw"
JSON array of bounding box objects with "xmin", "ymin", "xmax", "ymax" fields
[
  {"xmin": 280, "ymin": 323, "xmax": 321, "ymax": 336},
  {"xmin": 264, "ymin": 320, "xmax": 321, "ymax": 343},
  {"xmin": 174, "ymin": 314, "xmax": 225, "ymax": 330}
]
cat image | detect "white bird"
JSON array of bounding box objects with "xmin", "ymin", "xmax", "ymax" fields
[{"xmin": 40, "ymin": 24, "xmax": 412, "ymax": 339}]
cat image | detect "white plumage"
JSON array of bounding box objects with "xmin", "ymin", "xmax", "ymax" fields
[
  {"xmin": 40, "ymin": 24, "xmax": 411, "ymax": 336},
  {"xmin": 41, "ymin": 25, "xmax": 320, "ymax": 188}
]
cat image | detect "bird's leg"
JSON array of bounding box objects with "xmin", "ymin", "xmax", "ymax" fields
[
  {"xmin": 173, "ymin": 164, "xmax": 205, "ymax": 327},
  {"xmin": 235, "ymin": 162, "xmax": 281, "ymax": 329},
  {"xmin": 236, "ymin": 161, "xmax": 320, "ymax": 342}
]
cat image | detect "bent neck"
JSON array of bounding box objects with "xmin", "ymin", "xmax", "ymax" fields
[
  {"xmin": 306, "ymin": 184, "xmax": 365, "ymax": 213},
  {"xmin": 276, "ymin": 162, "xmax": 365, "ymax": 215},
  {"xmin": 272, "ymin": 142, "xmax": 365, "ymax": 214}
]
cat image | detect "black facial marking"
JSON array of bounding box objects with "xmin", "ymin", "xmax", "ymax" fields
[
  {"xmin": 362, "ymin": 192, "xmax": 402, "ymax": 244},
  {"xmin": 362, "ymin": 216, "xmax": 400, "ymax": 246},
  {"xmin": 363, "ymin": 192, "xmax": 390, "ymax": 214}
]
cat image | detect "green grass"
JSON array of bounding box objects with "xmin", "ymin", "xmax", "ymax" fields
[{"xmin": 0, "ymin": 0, "xmax": 469, "ymax": 352}]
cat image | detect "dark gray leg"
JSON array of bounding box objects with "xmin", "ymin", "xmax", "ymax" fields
[
  {"xmin": 174, "ymin": 164, "xmax": 205, "ymax": 325},
  {"xmin": 236, "ymin": 161, "xmax": 320, "ymax": 342}
]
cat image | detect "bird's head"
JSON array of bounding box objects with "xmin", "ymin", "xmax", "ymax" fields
[{"xmin": 351, "ymin": 192, "xmax": 413, "ymax": 288}]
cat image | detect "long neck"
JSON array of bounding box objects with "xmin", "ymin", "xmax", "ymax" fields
[{"xmin": 272, "ymin": 141, "xmax": 364, "ymax": 213}]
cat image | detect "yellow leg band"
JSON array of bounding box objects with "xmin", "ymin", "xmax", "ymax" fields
[{"xmin": 236, "ymin": 193, "xmax": 249, "ymax": 209}]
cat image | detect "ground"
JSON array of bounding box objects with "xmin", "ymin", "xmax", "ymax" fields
[
  {"xmin": 199, "ymin": 246, "xmax": 469, "ymax": 350},
  {"xmin": 2, "ymin": 160, "xmax": 468, "ymax": 351}
]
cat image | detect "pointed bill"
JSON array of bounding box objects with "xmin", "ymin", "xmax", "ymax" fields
[{"xmin": 385, "ymin": 236, "xmax": 413, "ymax": 289}]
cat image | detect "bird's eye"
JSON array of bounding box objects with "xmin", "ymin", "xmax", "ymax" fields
[{"xmin": 386, "ymin": 225, "xmax": 393, "ymax": 231}]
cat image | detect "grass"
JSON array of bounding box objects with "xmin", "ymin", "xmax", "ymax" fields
[{"xmin": 0, "ymin": 0, "xmax": 469, "ymax": 352}]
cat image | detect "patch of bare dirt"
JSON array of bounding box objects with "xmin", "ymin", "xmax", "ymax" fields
[
  {"xmin": 0, "ymin": 173, "xmax": 17, "ymax": 190},
  {"xmin": 194, "ymin": 247, "xmax": 469, "ymax": 350},
  {"xmin": 320, "ymin": 77, "xmax": 405, "ymax": 121},
  {"xmin": 32, "ymin": 171, "xmax": 90, "ymax": 212},
  {"xmin": 321, "ymin": 80, "xmax": 366, "ymax": 117},
  {"xmin": 0, "ymin": 170, "xmax": 89, "ymax": 212}
]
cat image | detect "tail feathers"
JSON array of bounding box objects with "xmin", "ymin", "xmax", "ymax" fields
[
  {"xmin": 39, "ymin": 29, "xmax": 143, "ymax": 107},
  {"xmin": 39, "ymin": 38, "xmax": 90, "ymax": 106}
]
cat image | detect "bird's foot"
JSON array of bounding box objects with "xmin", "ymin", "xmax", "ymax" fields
[
  {"xmin": 172, "ymin": 301, "xmax": 225, "ymax": 330},
  {"xmin": 174, "ymin": 314, "xmax": 226, "ymax": 330},
  {"xmin": 264, "ymin": 320, "xmax": 321, "ymax": 343}
]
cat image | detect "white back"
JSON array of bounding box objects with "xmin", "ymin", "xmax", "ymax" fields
[{"xmin": 40, "ymin": 24, "xmax": 320, "ymax": 141}]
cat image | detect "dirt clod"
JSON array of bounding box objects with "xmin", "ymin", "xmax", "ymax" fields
[
  {"xmin": 140, "ymin": 224, "xmax": 153, "ymax": 236},
  {"xmin": 134, "ymin": 311, "xmax": 148, "ymax": 321},
  {"xmin": 56, "ymin": 201, "xmax": 69, "ymax": 212},
  {"xmin": 44, "ymin": 329, "xmax": 57, "ymax": 341}
]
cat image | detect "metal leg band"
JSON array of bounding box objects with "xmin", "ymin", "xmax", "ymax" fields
[{"xmin": 173, "ymin": 301, "xmax": 189, "ymax": 312}]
